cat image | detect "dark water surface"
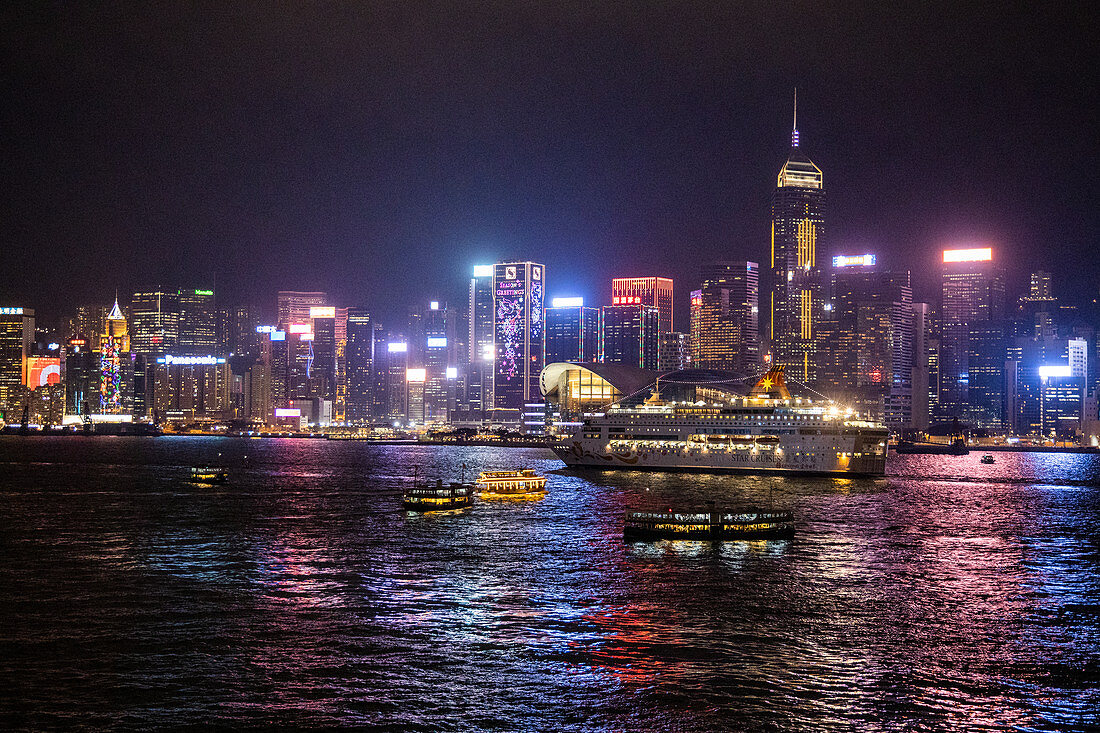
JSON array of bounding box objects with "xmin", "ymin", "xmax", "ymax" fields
[{"xmin": 1, "ymin": 437, "xmax": 1098, "ymax": 731}]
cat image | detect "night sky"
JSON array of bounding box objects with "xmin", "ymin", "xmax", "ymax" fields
[{"xmin": 2, "ymin": 2, "xmax": 1096, "ymax": 329}]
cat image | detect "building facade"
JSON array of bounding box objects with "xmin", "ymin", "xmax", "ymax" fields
[
  {"xmin": 611, "ymin": 277, "xmax": 674, "ymax": 333},
  {"xmin": 493, "ymin": 262, "xmax": 545, "ymax": 412}
]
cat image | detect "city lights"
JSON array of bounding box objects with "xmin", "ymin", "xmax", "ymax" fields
[
  {"xmin": 551, "ymin": 297, "xmax": 584, "ymax": 308},
  {"xmin": 472, "ymin": 265, "xmax": 493, "ymax": 277},
  {"xmin": 405, "ymin": 368, "xmax": 426, "ymax": 383},
  {"xmin": 388, "ymin": 342, "xmax": 407, "ymax": 353},
  {"xmin": 1038, "ymin": 365, "xmax": 1071, "ymax": 378},
  {"xmin": 427, "ymin": 337, "xmax": 447, "ymax": 347},
  {"xmin": 309, "ymin": 306, "xmax": 336, "ymax": 319}
]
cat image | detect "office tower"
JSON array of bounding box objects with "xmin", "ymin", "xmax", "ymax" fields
[
  {"xmin": 769, "ymin": 93, "xmax": 825, "ymax": 382},
  {"xmin": 151, "ymin": 355, "xmax": 231, "ymax": 423},
  {"xmin": 0, "ymin": 306, "xmax": 34, "ymax": 414},
  {"xmin": 345, "ymin": 308, "xmax": 374, "ymax": 423},
  {"xmin": 334, "ymin": 307, "xmax": 349, "ymax": 423},
  {"xmin": 177, "ymin": 289, "xmax": 216, "ymax": 356},
  {"xmin": 277, "ymin": 291, "xmax": 328, "ymax": 330},
  {"xmin": 103, "ymin": 298, "xmax": 129, "ymax": 352},
  {"xmin": 1016, "ymin": 270, "xmax": 1058, "ymax": 338},
  {"xmin": 544, "ymin": 298, "xmax": 600, "ymax": 363},
  {"xmin": 910, "ymin": 303, "xmax": 931, "ymax": 430},
  {"xmin": 659, "ymin": 332, "xmax": 692, "ymax": 371},
  {"xmin": 218, "ymin": 305, "xmax": 263, "ymax": 358},
  {"xmin": 1006, "ymin": 337, "xmax": 1087, "ymax": 436},
  {"xmin": 413, "ymin": 300, "xmax": 456, "ymax": 424},
  {"xmin": 308, "ymin": 306, "xmax": 337, "ymax": 402},
  {"xmin": 372, "ymin": 326, "xmax": 390, "ymax": 420},
  {"xmin": 130, "ymin": 290, "xmax": 179, "ymax": 356},
  {"xmin": 71, "ymin": 304, "xmax": 107, "ymax": 350},
  {"xmin": 467, "ymin": 265, "xmax": 495, "ymax": 419},
  {"xmin": 939, "ymin": 247, "xmax": 1006, "ymax": 427},
  {"xmin": 689, "ymin": 261, "xmax": 760, "ymax": 374},
  {"xmin": 63, "ymin": 338, "xmax": 99, "ymax": 417},
  {"xmin": 611, "ymin": 277, "xmax": 674, "ymax": 333},
  {"xmin": 600, "ymin": 304, "xmax": 659, "ymax": 369},
  {"xmin": 815, "ymin": 258, "xmax": 913, "ymax": 428},
  {"xmin": 493, "ymin": 262, "xmax": 545, "ymax": 413},
  {"xmin": 384, "ymin": 339, "xmax": 409, "ymax": 422}
]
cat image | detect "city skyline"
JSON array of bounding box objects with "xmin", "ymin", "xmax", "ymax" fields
[{"xmin": 2, "ymin": 4, "xmax": 1097, "ymax": 329}]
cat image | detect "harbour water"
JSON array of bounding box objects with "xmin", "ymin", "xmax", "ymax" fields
[{"xmin": 1, "ymin": 437, "xmax": 1097, "ymax": 730}]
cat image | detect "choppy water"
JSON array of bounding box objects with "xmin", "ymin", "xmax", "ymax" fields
[{"xmin": 0, "ymin": 437, "xmax": 1098, "ymax": 731}]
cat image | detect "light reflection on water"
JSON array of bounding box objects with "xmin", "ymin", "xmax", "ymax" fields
[{"xmin": 0, "ymin": 436, "xmax": 1097, "ymax": 730}]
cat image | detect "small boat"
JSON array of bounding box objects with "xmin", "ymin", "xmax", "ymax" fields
[
  {"xmin": 981, "ymin": 455, "xmax": 995, "ymax": 464},
  {"xmin": 403, "ymin": 478, "xmax": 475, "ymax": 511},
  {"xmin": 476, "ymin": 469, "xmax": 547, "ymax": 499},
  {"xmin": 624, "ymin": 504, "xmax": 794, "ymax": 541},
  {"xmin": 190, "ymin": 466, "xmax": 228, "ymax": 484}
]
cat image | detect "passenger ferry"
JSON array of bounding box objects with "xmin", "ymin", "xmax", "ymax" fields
[
  {"xmin": 624, "ymin": 507, "xmax": 795, "ymax": 541},
  {"xmin": 553, "ymin": 366, "xmax": 888, "ymax": 477},
  {"xmin": 190, "ymin": 466, "xmax": 228, "ymax": 484},
  {"xmin": 476, "ymin": 470, "xmax": 547, "ymax": 499},
  {"xmin": 403, "ymin": 479, "xmax": 475, "ymax": 511}
]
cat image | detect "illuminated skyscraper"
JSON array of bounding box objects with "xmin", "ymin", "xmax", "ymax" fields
[
  {"xmin": 130, "ymin": 291, "xmax": 179, "ymax": 356},
  {"xmin": 938, "ymin": 247, "xmax": 1006, "ymax": 427},
  {"xmin": 611, "ymin": 277, "xmax": 674, "ymax": 333},
  {"xmin": 600, "ymin": 304, "xmax": 659, "ymax": 369},
  {"xmin": 177, "ymin": 288, "xmax": 216, "ymax": 356},
  {"xmin": 544, "ymin": 298, "xmax": 600, "ymax": 363},
  {"xmin": 345, "ymin": 308, "xmax": 375, "ymax": 423},
  {"xmin": 493, "ymin": 261, "xmax": 545, "ymax": 413},
  {"xmin": 467, "ymin": 265, "xmax": 495, "ymax": 419},
  {"xmin": 689, "ymin": 261, "xmax": 759, "ymax": 374},
  {"xmin": 769, "ymin": 91, "xmax": 824, "ymax": 383},
  {"xmin": 277, "ymin": 291, "xmax": 328, "ymax": 330},
  {"xmin": 815, "ymin": 258, "xmax": 913, "ymax": 428},
  {"xmin": 0, "ymin": 306, "xmax": 34, "ymax": 414}
]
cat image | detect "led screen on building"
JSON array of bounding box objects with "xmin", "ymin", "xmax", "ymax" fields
[{"xmin": 25, "ymin": 357, "xmax": 61, "ymax": 387}]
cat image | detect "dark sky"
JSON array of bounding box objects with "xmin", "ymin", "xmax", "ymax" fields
[{"xmin": 2, "ymin": 2, "xmax": 1097, "ymax": 329}]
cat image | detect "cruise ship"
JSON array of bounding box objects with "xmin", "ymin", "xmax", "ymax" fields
[{"xmin": 552, "ymin": 366, "xmax": 888, "ymax": 476}]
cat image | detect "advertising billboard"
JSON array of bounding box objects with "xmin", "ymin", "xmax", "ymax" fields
[{"xmin": 25, "ymin": 357, "xmax": 61, "ymax": 387}]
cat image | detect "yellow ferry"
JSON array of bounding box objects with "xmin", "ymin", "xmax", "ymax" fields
[{"xmin": 475, "ymin": 469, "xmax": 547, "ymax": 499}]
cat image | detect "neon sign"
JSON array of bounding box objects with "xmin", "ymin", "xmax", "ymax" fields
[
  {"xmin": 288, "ymin": 323, "xmax": 311, "ymax": 334},
  {"xmin": 406, "ymin": 368, "xmax": 426, "ymax": 383},
  {"xmin": 0, "ymin": 307, "xmax": 23, "ymax": 315},
  {"xmin": 551, "ymin": 297, "xmax": 583, "ymax": 308},
  {"xmin": 388, "ymin": 342, "xmax": 407, "ymax": 353},
  {"xmin": 943, "ymin": 248, "xmax": 992, "ymax": 263},
  {"xmin": 832, "ymin": 254, "xmax": 876, "ymax": 267},
  {"xmin": 309, "ymin": 306, "xmax": 335, "ymax": 319},
  {"xmin": 473, "ymin": 265, "xmax": 493, "ymax": 277},
  {"xmin": 160, "ymin": 355, "xmax": 226, "ymax": 365},
  {"xmin": 427, "ymin": 337, "xmax": 447, "ymax": 348},
  {"xmin": 1038, "ymin": 365, "xmax": 1071, "ymax": 378},
  {"xmin": 256, "ymin": 325, "xmax": 277, "ymax": 333}
]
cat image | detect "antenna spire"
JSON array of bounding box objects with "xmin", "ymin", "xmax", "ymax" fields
[{"xmin": 791, "ymin": 88, "xmax": 800, "ymax": 147}]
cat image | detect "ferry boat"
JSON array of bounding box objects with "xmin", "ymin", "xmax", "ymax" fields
[
  {"xmin": 190, "ymin": 466, "xmax": 228, "ymax": 484},
  {"xmin": 624, "ymin": 506, "xmax": 795, "ymax": 541},
  {"xmin": 403, "ymin": 479, "xmax": 475, "ymax": 511},
  {"xmin": 476, "ymin": 469, "xmax": 547, "ymax": 499},
  {"xmin": 553, "ymin": 366, "xmax": 888, "ymax": 477},
  {"xmin": 980, "ymin": 454, "xmax": 995, "ymax": 464}
]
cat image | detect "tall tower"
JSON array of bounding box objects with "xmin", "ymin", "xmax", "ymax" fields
[
  {"xmin": 769, "ymin": 90, "xmax": 825, "ymax": 383},
  {"xmin": 492, "ymin": 261, "xmax": 545, "ymax": 413}
]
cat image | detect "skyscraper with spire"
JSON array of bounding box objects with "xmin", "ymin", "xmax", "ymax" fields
[{"xmin": 769, "ymin": 90, "xmax": 825, "ymax": 383}]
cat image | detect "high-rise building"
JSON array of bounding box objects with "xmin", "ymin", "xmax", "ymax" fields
[
  {"xmin": 910, "ymin": 303, "xmax": 931, "ymax": 430},
  {"xmin": 467, "ymin": 265, "xmax": 495, "ymax": 419},
  {"xmin": 0, "ymin": 306, "xmax": 34, "ymax": 414},
  {"xmin": 938, "ymin": 247, "xmax": 1006, "ymax": 427},
  {"xmin": 659, "ymin": 332, "xmax": 692, "ymax": 371},
  {"xmin": 177, "ymin": 289, "xmax": 216, "ymax": 356},
  {"xmin": 1016, "ymin": 270, "xmax": 1058, "ymax": 339},
  {"xmin": 544, "ymin": 298, "xmax": 600, "ymax": 364},
  {"xmin": 420, "ymin": 300, "xmax": 456, "ymax": 424},
  {"xmin": 493, "ymin": 262, "xmax": 545, "ymax": 413},
  {"xmin": 769, "ymin": 93, "xmax": 825, "ymax": 383},
  {"xmin": 815, "ymin": 259, "xmax": 913, "ymax": 428},
  {"xmin": 689, "ymin": 261, "xmax": 759, "ymax": 374},
  {"xmin": 345, "ymin": 308, "xmax": 375, "ymax": 423},
  {"xmin": 611, "ymin": 277, "xmax": 674, "ymax": 333},
  {"xmin": 277, "ymin": 292, "xmax": 328, "ymax": 330},
  {"xmin": 1006, "ymin": 337, "xmax": 1087, "ymax": 436},
  {"xmin": 600, "ymin": 304, "xmax": 659, "ymax": 369},
  {"xmin": 130, "ymin": 291, "xmax": 179, "ymax": 356}
]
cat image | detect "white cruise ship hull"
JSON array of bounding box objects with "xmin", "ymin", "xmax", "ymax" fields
[{"xmin": 552, "ymin": 436, "xmax": 887, "ymax": 477}]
